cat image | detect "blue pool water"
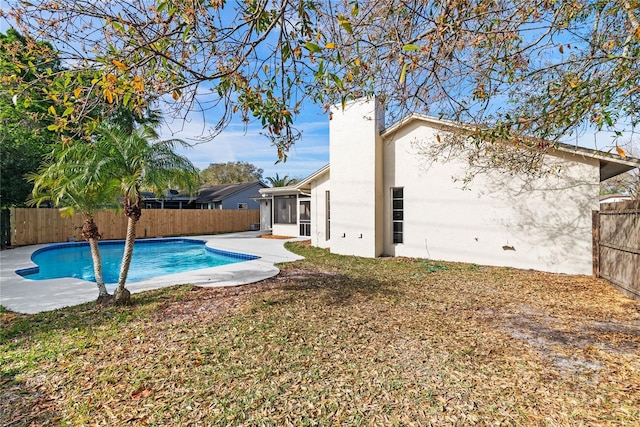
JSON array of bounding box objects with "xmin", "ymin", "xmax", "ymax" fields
[{"xmin": 16, "ymin": 238, "xmax": 258, "ymax": 284}]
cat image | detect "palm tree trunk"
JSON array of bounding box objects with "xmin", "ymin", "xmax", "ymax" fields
[
  {"xmin": 114, "ymin": 216, "xmax": 136, "ymax": 305},
  {"xmin": 81, "ymin": 219, "xmax": 111, "ymax": 302},
  {"xmin": 88, "ymin": 237, "xmax": 110, "ymax": 300},
  {"xmin": 115, "ymin": 193, "xmax": 142, "ymax": 305}
]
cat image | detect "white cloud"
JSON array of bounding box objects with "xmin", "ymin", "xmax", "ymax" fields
[{"xmin": 160, "ymin": 107, "xmax": 330, "ymax": 180}]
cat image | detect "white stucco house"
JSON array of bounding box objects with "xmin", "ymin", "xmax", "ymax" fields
[
  {"xmin": 259, "ymin": 98, "xmax": 640, "ymax": 275},
  {"xmin": 599, "ymin": 193, "xmax": 634, "ymax": 204}
]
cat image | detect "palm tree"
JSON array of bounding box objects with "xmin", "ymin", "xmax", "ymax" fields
[
  {"xmin": 88, "ymin": 123, "xmax": 199, "ymax": 304},
  {"xmin": 265, "ymin": 173, "xmax": 297, "ymax": 187},
  {"xmin": 28, "ymin": 144, "xmax": 120, "ymax": 302}
]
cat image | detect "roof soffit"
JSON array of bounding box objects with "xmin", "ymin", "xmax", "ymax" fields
[{"xmin": 380, "ymin": 114, "xmax": 640, "ymax": 181}]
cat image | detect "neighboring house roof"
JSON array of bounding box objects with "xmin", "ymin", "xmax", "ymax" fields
[
  {"xmin": 140, "ymin": 191, "xmax": 157, "ymax": 199},
  {"xmin": 381, "ymin": 113, "xmax": 640, "ymax": 182},
  {"xmin": 142, "ymin": 189, "xmax": 192, "ymax": 202},
  {"xmin": 142, "ymin": 181, "xmax": 267, "ymax": 203},
  {"xmin": 194, "ymin": 181, "xmax": 267, "ymax": 203}
]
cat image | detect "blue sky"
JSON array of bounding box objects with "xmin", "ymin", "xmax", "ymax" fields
[
  {"xmin": 0, "ymin": 17, "xmax": 330, "ymax": 182},
  {"xmin": 161, "ymin": 98, "xmax": 636, "ymax": 185},
  {"xmin": 161, "ymin": 102, "xmax": 331, "ymax": 181},
  {"xmin": 1, "ymin": 7, "xmax": 332, "ymax": 182},
  {"xmin": 3, "ymin": 8, "xmax": 636, "ymax": 182}
]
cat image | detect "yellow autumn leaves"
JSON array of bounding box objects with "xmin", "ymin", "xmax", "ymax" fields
[
  {"xmin": 102, "ymin": 58, "xmax": 182, "ymax": 105},
  {"xmin": 41, "ymin": 56, "xmax": 156, "ymax": 135},
  {"xmin": 93, "ymin": 59, "xmax": 148, "ymax": 107},
  {"xmin": 112, "ymin": 59, "xmax": 127, "ymax": 70},
  {"xmin": 43, "ymin": 85, "xmax": 83, "ymax": 132}
]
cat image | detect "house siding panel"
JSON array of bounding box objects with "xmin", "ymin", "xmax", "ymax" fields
[
  {"xmin": 382, "ymin": 122, "xmax": 600, "ymax": 275},
  {"xmin": 310, "ymin": 171, "xmax": 331, "ymax": 248},
  {"xmin": 271, "ymin": 223, "xmax": 298, "ymax": 237},
  {"xmin": 329, "ymin": 99, "xmax": 384, "ymax": 258},
  {"xmin": 216, "ymin": 182, "xmax": 264, "ymax": 210}
]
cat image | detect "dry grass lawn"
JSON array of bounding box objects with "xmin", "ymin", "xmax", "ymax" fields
[{"xmin": 1, "ymin": 241, "xmax": 639, "ymax": 426}]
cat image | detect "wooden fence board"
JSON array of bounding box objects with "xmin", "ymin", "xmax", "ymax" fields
[
  {"xmin": 595, "ymin": 200, "xmax": 640, "ymax": 301},
  {"xmin": 9, "ymin": 208, "xmax": 259, "ymax": 246}
]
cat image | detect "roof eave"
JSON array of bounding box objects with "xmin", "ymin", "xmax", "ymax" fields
[
  {"xmin": 382, "ymin": 114, "xmax": 640, "ymax": 182},
  {"xmin": 294, "ymin": 164, "xmax": 330, "ymax": 189},
  {"xmin": 555, "ymin": 144, "xmax": 640, "ymax": 181},
  {"xmin": 259, "ymin": 186, "xmax": 300, "ymax": 196}
]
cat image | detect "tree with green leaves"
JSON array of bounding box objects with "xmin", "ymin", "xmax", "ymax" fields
[
  {"xmin": 87, "ymin": 123, "xmax": 199, "ymax": 304},
  {"xmin": 3, "ymin": 0, "xmax": 639, "ymax": 171},
  {"xmin": 0, "ymin": 28, "xmax": 62, "ymax": 246},
  {"xmin": 265, "ymin": 173, "xmax": 297, "ymax": 187},
  {"xmin": 28, "ymin": 145, "xmax": 120, "ymax": 301},
  {"xmin": 200, "ymin": 161, "xmax": 264, "ymax": 186}
]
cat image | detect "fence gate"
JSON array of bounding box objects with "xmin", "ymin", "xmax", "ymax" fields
[{"xmin": 593, "ymin": 200, "xmax": 640, "ymax": 301}]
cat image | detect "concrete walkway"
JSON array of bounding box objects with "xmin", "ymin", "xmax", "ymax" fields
[{"xmin": 0, "ymin": 231, "xmax": 304, "ymax": 314}]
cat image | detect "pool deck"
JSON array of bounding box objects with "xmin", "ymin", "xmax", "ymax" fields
[{"xmin": 0, "ymin": 231, "xmax": 305, "ymax": 314}]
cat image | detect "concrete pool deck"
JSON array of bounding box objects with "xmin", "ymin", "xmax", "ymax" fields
[{"xmin": 0, "ymin": 231, "xmax": 305, "ymax": 314}]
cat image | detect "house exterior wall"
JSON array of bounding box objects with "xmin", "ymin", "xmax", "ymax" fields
[
  {"xmin": 310, "ymin": 171, "xmax": 331, "ymax": 248},
  {"xmin": 271, "ymin": 223, "xmax": 298, "ymax": 237},
  {"xmin": 217, "ymin": 183, "xmax": 264, "ymax": 210},
  {"xmin": 600, "ymin": 194, "xmax": 633, "ymax": 204},
  {"xmin": 329, "ymin": 98, "xmax": 385, "ymax": 258},
  {"xmin": 381, "ymin": 121, "xmax": 600, "ymax": 275}
]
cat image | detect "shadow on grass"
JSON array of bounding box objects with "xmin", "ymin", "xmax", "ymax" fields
[
  {"xmin": 0, "ymin": 284, "xmax": 195, "ymax": 342},
  {"xmin": 499, "ymin": 308, "xmax": 640, "ymax": 357},
  {"xmin": 1, "ymin": 371, "xmax": 62, "ymax": 426},
  {"xmin": 279, "ymin": 241, "xmax": 479, "ymax": 305},
  {"xmin": 1, "ymin": 242, "xmax": 472, "ymax": 343},
  {"xmin": 0, "ymin": 242, "xmax": 447, "ymax": 426},
  {"xmin": 1, "ymin": 286, "xmax": 198, "ymax": 426},
  {"xmin": 276, "ymin": 268, "xmax": 403, "ymax": 307}
]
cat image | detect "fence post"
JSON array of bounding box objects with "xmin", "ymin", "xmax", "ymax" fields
[
  {"xmin": 9, "ymin": 207, "xmax": 16, "ymax": 248},
  {"xmin": 1, "ymin": 208, "xmax": 10, "ymax": 248},
  {"xmin": 592, "ymin": 209, "xmax": 600, "ymax": 278}
]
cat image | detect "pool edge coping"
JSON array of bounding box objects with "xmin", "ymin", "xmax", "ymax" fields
[
  {"xmin": 15, "ymin": 237, "xmax": 261, "ymax": 278},
  {"xmin": 0, "ymin": 231, "xmax": 305, "ymax": 314}
]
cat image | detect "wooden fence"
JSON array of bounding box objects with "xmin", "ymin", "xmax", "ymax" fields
[
  {"xmin": 593, "ymin": 199, "xmax": 640, "ymax": 301},
  {"xmin": 9, "ymin": 207, "xmax": 260, "ymax": 247}
]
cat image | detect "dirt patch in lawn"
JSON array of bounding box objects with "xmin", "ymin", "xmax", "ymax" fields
[
  {"xmin": 495, "ymin": 303, "xmax": 640, "ymax": 375},
  {"xmin": 152, "ymin": 265, "xmax": 336, "ymax": 324},
  {"xmin": 155, "ymin": 263, "xmax": 640, "ymax": 378}
]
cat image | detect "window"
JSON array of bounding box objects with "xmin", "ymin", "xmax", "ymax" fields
[
  {"xmin": 274, "ymin": 195, "xmax": 297, "ymax": 224},
  {"xmin": 299, "ymin": 200, "xmax": 310, "ymax": 221},
  {"xmin": 325, "ymin": 191, "xmax": 330, "ymax": 240},
  {"xmin": 299, "ymin": 200, "xmax": 311, "ymax": 236},
  {"xmin": 237, "ymin": 202, "xmax": 248, "ymax": 210},
  {"xmin": 392, "ymin": 187, "xmax": 403, "ymax": 244}
]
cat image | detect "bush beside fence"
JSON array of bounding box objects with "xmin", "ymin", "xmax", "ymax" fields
[{"xmin": 9, "ymin": 208, "xmax": 260, "ymax": 247}]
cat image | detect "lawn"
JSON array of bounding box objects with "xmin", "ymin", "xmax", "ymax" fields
[{"xmin": 2, "ymin": 241, "xmax": 639, "ymax": 426}]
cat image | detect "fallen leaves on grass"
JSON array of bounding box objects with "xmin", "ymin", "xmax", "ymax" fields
[
  {"xmin": 1, "ymin": 242, "xmax": 639, "ymax": 425},
  {"xmin": 131, "ymin": 387, "xmax": 152, "ymax": 399}
]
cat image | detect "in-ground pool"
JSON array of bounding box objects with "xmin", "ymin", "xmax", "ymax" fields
[{"xmin": 16, "ymin": 238, "xmax": 259, "ymax": 284}]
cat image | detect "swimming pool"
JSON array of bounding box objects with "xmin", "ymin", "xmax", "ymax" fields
[{"xmin": 16, "ymin": 238, "xmax": 259, "ymax": 284}]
